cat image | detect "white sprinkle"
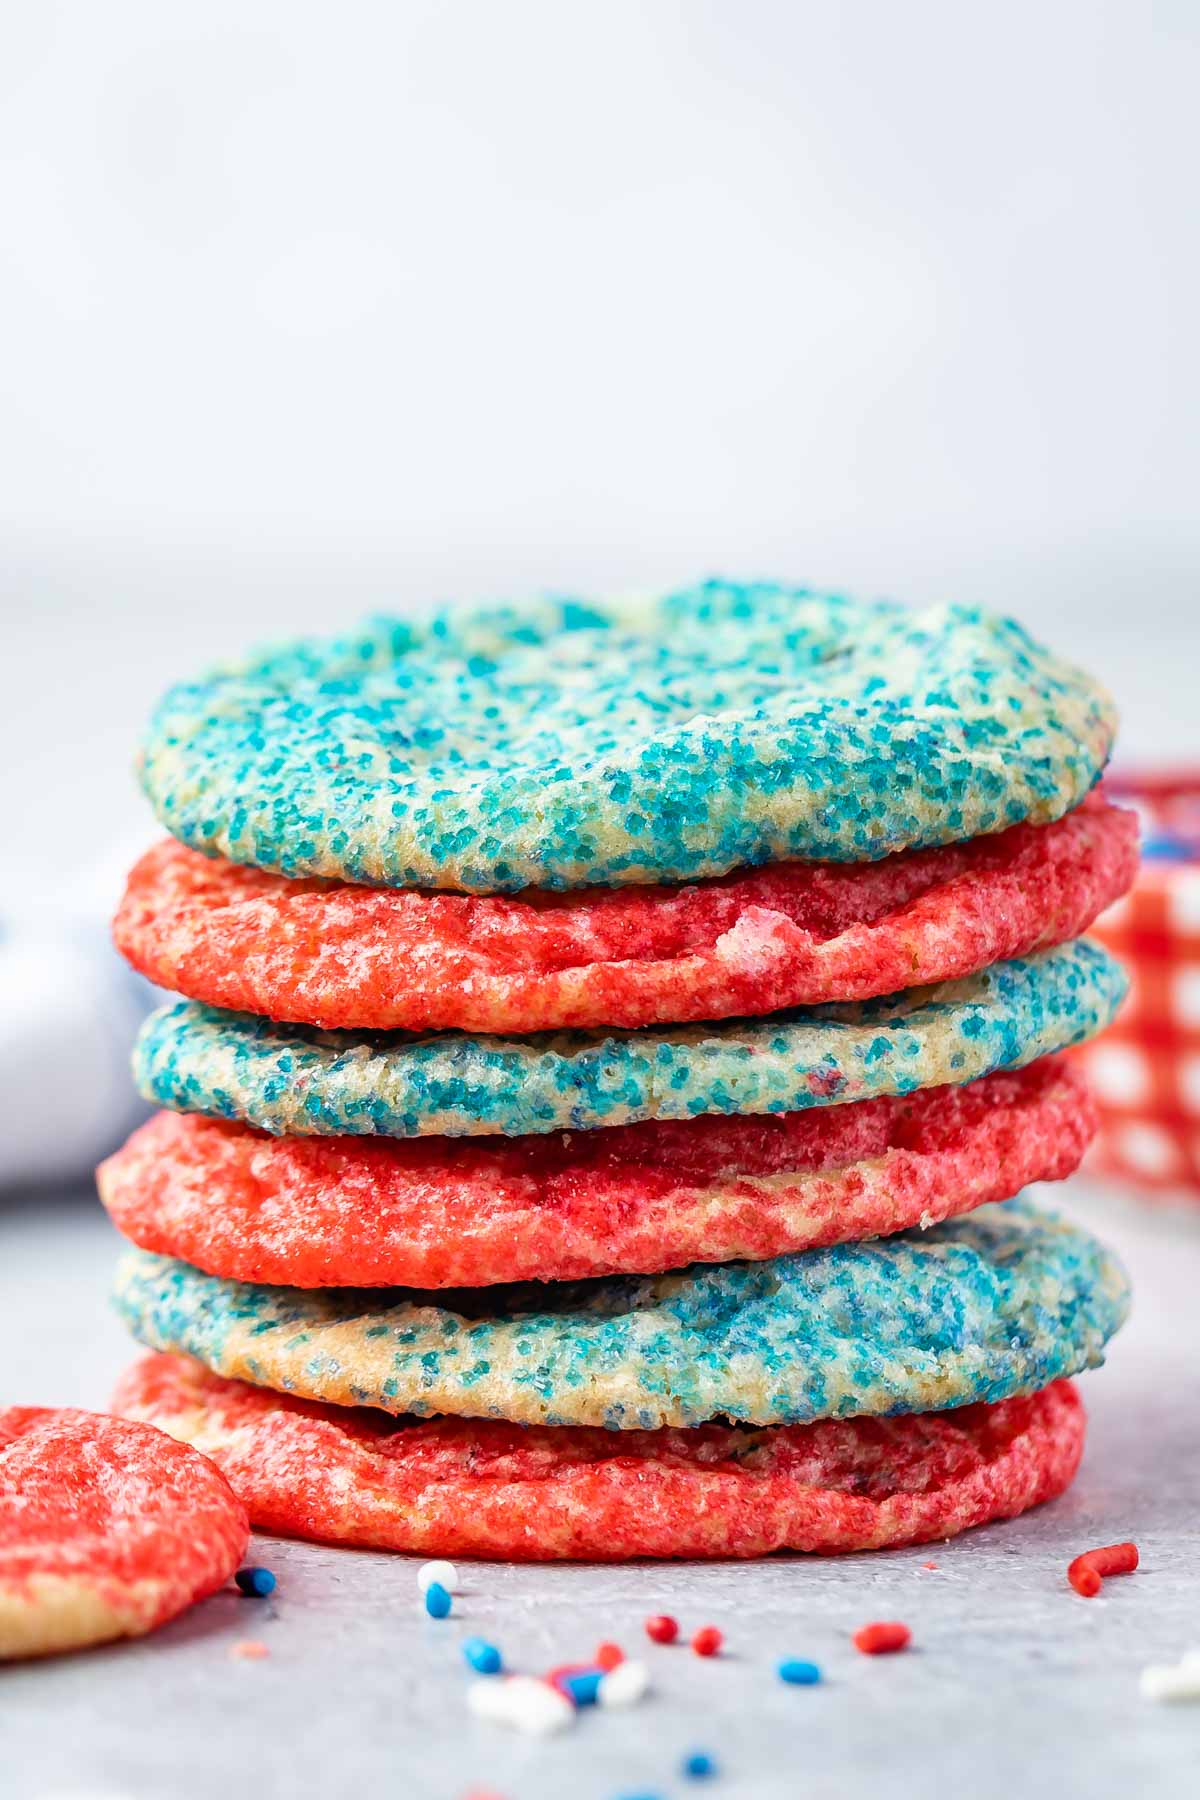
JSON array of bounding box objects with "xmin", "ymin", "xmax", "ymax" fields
[
  {"xmin": 1140, "ymin": 1654, "xmax": 1200, "ymax": 1703},
  {"xmin": 467, "ymin": 1679, "xmax": 514, "ymax": 1723},
  {"xmin": 598, "ymin": 1658, "xmax": 651, "ymax": 1708},
  {"xmin": 416, "ymin": 1559, "xmax": 457, "ymax": 1595},
  {"xmin": 468, "ymin": 1676, "xmax": 575, "ymax": 1736}
]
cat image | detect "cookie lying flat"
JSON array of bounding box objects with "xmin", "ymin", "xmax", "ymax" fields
[
  {"xmin": 114, "ymin": 801, "xmax": 1136, "ymax": 1034},
  {"xmin": 139, "ymin": 586, "xmax": 1115, "ymax": 893},
  {"xmin": 100, "ymin": 1062, "xmax": 1094, "ymax": 1288},
  {"xmin": 113, "ymin": 1198, "xmax": 1130, "ymax": 1431},
  {"xmin": 114, "ymin": 1354, "xmax": 1086, "ymax": 1562},
  {"xmin": 0, "ymin": 1407, "xmax": 247, "ymax": 1659},
  {"xmin": 132, "ymin": 939, "xmax": 1125, "ymax": 1140}
]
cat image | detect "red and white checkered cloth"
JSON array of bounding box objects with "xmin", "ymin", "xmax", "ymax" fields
[{"xmin": 1075, "ymin": 772, "xmax": 1200, "ymax": 1196}]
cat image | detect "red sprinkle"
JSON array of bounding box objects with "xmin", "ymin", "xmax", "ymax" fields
[
  {"xmin": 853, "ymin": 1621, "xmax": 912, "ymax": 1655},
  {"xmin": 595, "ymin": 1641, "xmax": 624, "ymax": 1671},
  {"xmin": 644, "ymin": 1614, "xmax": 679, "ymax": 1645},
  {"xmin": 229, "ymin": 1638, "xmax": 269, "ymax": 1660},
  {"xmin": 1068, "ymin": 1541, "xmax": 1139, "ymax": 1597},
  {"xmin": 691, "ymin": 1625, "xmax": 724, "ymax": 1658},
  {"xmin": 1083, "ymin": 1541, "xmax": 1139, "ymax": 1576}
]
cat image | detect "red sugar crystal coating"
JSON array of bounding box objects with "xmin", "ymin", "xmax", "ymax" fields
[
  {"xmin": 114, "ymin": 1355, "xmax": 1087, "ymax": 1562},
  {"xmin": 0, "ymin": 1407, "xmax": 247, "ymax": 1659},
  {"xmin": 113, "ymin": 800, "xmax": 1137, "ymax": 1033},
  {"xmin": 98, "ymin": 1060, "xmax": 1094, "ymax": 1288}
]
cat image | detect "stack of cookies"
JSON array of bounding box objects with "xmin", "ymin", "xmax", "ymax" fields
[{"xmin": 102, "ymin": 585, "xmax": 1136, "ymax": 1561}]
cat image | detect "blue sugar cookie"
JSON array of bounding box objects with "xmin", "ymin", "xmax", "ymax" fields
[
  {"xmin": 139, "ymin": 586, "xmax": 1115, "ymax": 893},
  {"xmin": 133, "ymin": 940, "xmax": 1126, "ymax": 1140},
  {"xmin": 112, "ymin": 1197, "xmax": 1130, "ymax": 1431}
]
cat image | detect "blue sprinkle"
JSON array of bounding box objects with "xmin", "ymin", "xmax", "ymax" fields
[
  {"xmin": 778, "ymin": 1658, "xmax": 822, "ymax": 1685},
  {"xmin": 561, "ymin": 1668, "xmax": 604, "ymax": 1707},
  {"xmin": 683, "ymin": 1749, "xmax": 718, "ymax": 1778},
  {"xmin": 424, "ymin": 1581, "xmax": 452, "ymax": 1619},
  {"xmin": 462, "ymin": 1637, "xmax": 502, "ymax": 1675},
  {"xmin": 1143, "ymin": 833, "xmax": 1200, "ymax": 862},
  {"xmin": 234, "ymin": 1567, "xmax": 276, "ymax": 1598}
]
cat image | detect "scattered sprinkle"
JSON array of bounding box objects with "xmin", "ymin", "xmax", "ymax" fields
[
  {"xmin": 778, "ymin": 1658, "xmax": 822, "ymax": 1685},
  {"xmin": 921, "ymin": 1561, "xmax": 939, "ymax": 1572},
  {"xmin": 229, "ymin": 1639, "xmax": 269, "ymax": 1660},
  {"xmin": 596, "ymin": 1641, "xmax": 624, "ymax": 1671},
  {"xmin": 424, "ymin": 1581, "xmax": 453, "ymax": 1620},
  {"xmin": 691, "ymin": 1626, "xmax": 723, "ymax": 1658},
  {"xmin": 547, "ymin": 1661, "xmax": 592, "ymax": 1691},
  {"xmin": 1141, "ymin": 1651, "xmax": 1200, "ymax": 1704},
  {"xmin": 598, "ymin": 1659, "xmax": 651, "ymax": 1708},
  {"xmin": 682, "ymin": 1749, "xmax": 718, "ymax": 1779},
  {"xmin": 1069, "ymin": 1562, "xmax": 1102, "ymax": 1598},
  {"xmin": 462, "ymin": 1638, "xmax": 503, "ymax": 1676},
  {"xmin": 417, "ymin": 1559, "xmax": 458, "ymax": 1595},
  {"xmin": 468, "ymin": 1675, "xmax": 574, "ymax": 1736},
  {"xmin": 559, "ymin": 1669, "xmax": 604, "ymax": 1708},
  {"xmin": 234, "ymin": 1566, "xmax": 276, "ymax": 1598},
  {"xmin": 644, "ymin": 1614, "xmax": 679, "ymax": 1645},
  {"xmin": 1068, "ymin": 1541, "xmax": 1139, "ymax": 1598},
  {"xmin": 853, "ymin": 1621, "xmax": 911, "ymax": 1655}
]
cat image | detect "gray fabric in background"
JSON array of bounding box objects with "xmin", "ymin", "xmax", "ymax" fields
[{"xmin": 0, "ymin": 903, "xmax": 157, "ymax": 1192}]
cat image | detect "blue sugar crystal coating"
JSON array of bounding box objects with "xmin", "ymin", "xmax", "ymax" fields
[
  {"xmin": 111, "ymin": 1198, "xmax": 1130, "ymax": 1431},
  {"xmin": 132, "ymin": 940, "xmax": 1125, "ymax": 1140},
  {"xmin": 778, "ymin": 1660, "xmax": 822, "ymax": 1686},
  {"xmin": 139, "ymin": 585, "xmax": 1115, "ymax": 893}
]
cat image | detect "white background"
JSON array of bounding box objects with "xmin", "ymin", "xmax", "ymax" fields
[{"xmin": 2, "ymin": 1, "xmax": 1198, "ymax": 892}]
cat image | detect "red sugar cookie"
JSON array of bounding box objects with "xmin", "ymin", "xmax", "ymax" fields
[
  {"xmin": 114, "ymin": 1355, "xmax": 1086, "ymax": 1562},
  {"xmin": 114, "ymin": 800, "xmax": 1137, "ymax": 1033},
  {"xmin": 0, "ymin": 1407, "xmax": 247, "ymax": 1659},
  {"xmin": 98, "ymin": 1059, "xmax": 1094, "ymax": 1288}
]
